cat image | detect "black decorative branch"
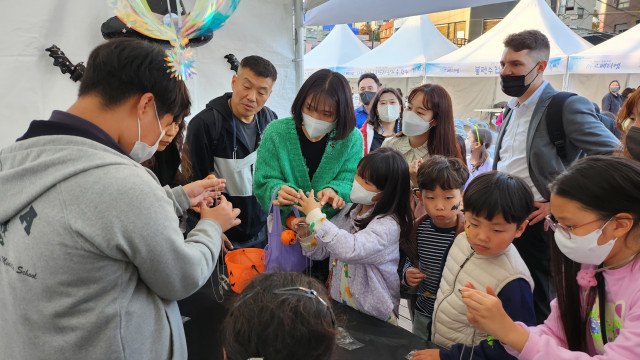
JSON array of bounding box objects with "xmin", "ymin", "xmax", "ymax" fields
[
  {"xmin": 44, "ymin": 45, "xmax": 85, "ymax": 82},
  {"xmin": 224, "ymin": 54, "xmax": 239, "ymax": 73}
]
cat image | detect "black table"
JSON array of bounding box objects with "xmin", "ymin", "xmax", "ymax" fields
[{"xmin": 332, "ymin": 301, "xmax": 439, "ymax": 359}]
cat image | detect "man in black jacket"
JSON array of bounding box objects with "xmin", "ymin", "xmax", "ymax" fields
[{"xmin": 187, "ymin": 55, "xmax": 278, "ymax": 250}]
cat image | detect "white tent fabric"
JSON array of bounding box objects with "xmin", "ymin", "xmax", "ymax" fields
[
  {"xmin": 303, "ymin": 24, "xmax": 370, "ymax": 77},
  {"xmin": 567, "ymin": 24, "xmax": 640, "ymax": 106},
  {"xmin": 427, "ymin": 0, "xmax": 591, "ymax": 77},
  {"xmin": 0, "ymin": 0, "xmax": 296, "ymax": 147},
  {"xmin": 568, "ymin": 24, "xmax": 640, "ymax": 75},
  {"xmin": 303, "ymin": 0, "xmax": 514, "ymax": 26},
  {"xmin": 337, "ymin": 15, "xmax": 457, "ymax": 78},
  {"xmin": 425, "ymin": 0, "xmax": 591, "ymax": 122}
]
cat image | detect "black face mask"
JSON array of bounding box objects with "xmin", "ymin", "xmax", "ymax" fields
[
  {"xmin": 359, "ymin": 91, "xmax": 376, "ymax": 106},
  {"xmin": 500, "ymin": 63, "xmax": 540, "ymax": 98},
  {"xmin": 625, "ymin": 126, "xmax": 640, "ymax": 161}
]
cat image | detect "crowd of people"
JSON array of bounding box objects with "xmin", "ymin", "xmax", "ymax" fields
[{"xmin": 1, "ymin": 27, "xmax": 640, "ymax": 360}]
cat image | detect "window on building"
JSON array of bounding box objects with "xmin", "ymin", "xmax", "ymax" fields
[
  {"xmin": 615, "ymin": 0, "xmax": 630, "ymax": 9},
  {"xmin": 565, "ymin": 0, "xmax": 575, "ymax": 11},
  {"xmin": 436, "ymin": 21, "xmax": 467, "ymax": 46},
  {"xmin": 614, "ymin": 23, "xmax": 628, "ymax": 33},
  {"xmin": 482, "ymin": 19, "xmax": 502, "ymax": 34}
]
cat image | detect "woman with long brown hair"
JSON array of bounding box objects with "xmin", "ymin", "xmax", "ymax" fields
[{"xmin": 381, "ymin": 84, "xmax": 462, "ymax": 187}]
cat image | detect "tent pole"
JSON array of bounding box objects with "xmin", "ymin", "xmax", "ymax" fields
[
  {"xmin": 562, "ymin": 56, "xmax": 570, "ymax": 91},
  {"xmin": 294, "ymin": 0, "xmax": 305, "ymax": 90}
]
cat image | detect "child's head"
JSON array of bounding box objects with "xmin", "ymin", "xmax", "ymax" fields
[
  {"xmin": 417, "ymin": 155, "xmax": 469, "ymax": 226},
  {"xmin": 463, "ymin": 171, "xmax": 533, "ymax": 256},
  {"xmin": 547, "ymin": 155, "xmax": 640, "ymax": 352},
  {"xmin": 465, "ymin": 126, "xmax": 493, "ymax": 167},
  {"xmin": 222, "ymin": 272, "xmax": 336, "ymax": 360},
  {"xmin": 354, "ymin": 147, "xmax": 413, "ymax": 240}
]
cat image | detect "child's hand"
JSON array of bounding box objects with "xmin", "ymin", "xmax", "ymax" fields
[
  {"xmin": 291, "ymin": 217, "xmax": 312, "ymax": 239},
  {"xmin": 317, "ymin": 188, "xmax": 346, "ymax": 209},
  {"xmin": 294, "ymin": 189, "xmax": 322, "ymax": 215},
  {"xmin": 406, "ymin": 267, "xmax": 427, "ymax": 286},
  {"xmin": 411, "ymin": 349, "xmax": 439, "ymax": 360}
]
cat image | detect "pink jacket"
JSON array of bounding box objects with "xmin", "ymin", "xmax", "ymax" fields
[{"xmin": 507, "ymin": 259, "xmax": 640, "ymax": 359}]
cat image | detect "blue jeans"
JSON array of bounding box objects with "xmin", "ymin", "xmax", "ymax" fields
[{"xmin": 412, "ymin": 311, "xmax": 432, "ymax": 342}]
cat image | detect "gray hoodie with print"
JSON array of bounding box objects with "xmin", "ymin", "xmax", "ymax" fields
[{"xmin": 0, "ymin": 135, "xmax": 221, "ymax": 360}]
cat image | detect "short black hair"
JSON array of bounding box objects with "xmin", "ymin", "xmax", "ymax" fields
[
  {"xmin": 417, "ymin": 155, "xmax": 469, "ymax": 191},
  {"xmin": 239, "ymin": 55, "xmax": 277, "ymax": 81},
  {"xmin": 222, "ymin": 272, "xmax": 336, "ymax": 360},
  {"xmin": 503, "ymin": 29, "xmax": 550, "ymax": 62},
  {"xmin": 78, "ymin": 38, "xmax": 190, "ymax": 119},
  {"xmin": 291, "ymin": 69, "xmax": 355, "ymax": 141},
  {"xmin": 464, "ymin": 171, "xmax": 534, "ymax": 225},
  {"xmin": 358, "ymin": 73, "xmax": 381, "ymax": 87}
]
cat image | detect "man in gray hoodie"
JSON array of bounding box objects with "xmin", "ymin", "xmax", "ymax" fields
[{"xmin": 0, "ymin": 38, "xmax": 241, "ymax": 360}]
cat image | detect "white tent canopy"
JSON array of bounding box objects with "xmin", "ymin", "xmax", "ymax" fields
[
  {"xmin": 569, "ymin": 23, "xmax": 640, "ymax": 75},
  {"xmin": 303, "ymin": 24, "xmax": 370, "ymax": 77},
  {"xmin": 303, "ymin": 0, "xmax": 514, "ymax": 26},
  {"xmin": 566, "ymin": 24, "xmax": 640, "ymax": 106},
  {"xmin": 337, "ymin": 15, "xmax": 457, "ymax": 78},
  {"xmin": 0, "ymin": 0, "xmax": 296, "ymax": 147},
  {"xmin": 425, "ymin": 0, "xmax": 591, "ymax": 122},
  {"xmin": 427, "ymin": 0, "xmax": 591, "ymax": 77}
]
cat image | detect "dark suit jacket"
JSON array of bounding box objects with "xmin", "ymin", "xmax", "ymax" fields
[{"xmin": 494, "ymin": 83, "xmax": 621, "ymax": 200}]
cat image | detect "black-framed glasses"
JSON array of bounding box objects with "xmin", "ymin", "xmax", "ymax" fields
[
  {"xmin": 273, "ymin": 286, "xmax": 337, "ymax": 328},
  {"xmin": 544, "ymin": 215, "xmax": 606, "ymax": 240}
]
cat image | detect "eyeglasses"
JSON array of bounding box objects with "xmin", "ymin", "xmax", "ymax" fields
[
  {"xmin": 273, "ymin": 286, "xmax": 337, "ymax": 328},
  {"xmin": 544, "ymin": 215, "xmax": 605, "ymax": 240}
]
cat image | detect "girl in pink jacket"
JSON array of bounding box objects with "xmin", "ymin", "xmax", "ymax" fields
[{"xmin": 458, "ymin": 156, "xmax": 640, "ymax": 360}]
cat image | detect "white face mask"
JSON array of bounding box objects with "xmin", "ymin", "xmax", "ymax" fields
[
  {"xmin": 378, "ymin": 104, "xmax": 400, "ymax": 123},
  {"xmin": 129, "ymin": 102, "xmax": 165, "ymax": 163},
  {"xmin": 465, "ymin": 141, "xmax": 472, "ymax": 155},
  {"xmin": 554, "ymin": 218, "xmax": 617, "ymax": 265},
  {"xmin": 349, "ymin": 179, "xmax": 380, "ymax": 206},
  {"xmin": 402, "ymin": 111, "xmax": 431, "ymax": 136},
  {"xmin": 302, "ymin": 112, "xmax": 336, "ymax": 138}
]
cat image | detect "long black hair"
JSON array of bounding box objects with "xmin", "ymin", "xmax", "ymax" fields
[
  {"xmin": 549, "ymin": 155, "xmax": 640, "ymax": 352},
  {"xmin": 353, "ymin": 147, "xmax": 413, "ymax": 244}
]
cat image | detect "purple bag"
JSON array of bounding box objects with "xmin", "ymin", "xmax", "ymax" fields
[{"xmin": 263, "ymin": 190, "xmax": 310, "ymax": 273}]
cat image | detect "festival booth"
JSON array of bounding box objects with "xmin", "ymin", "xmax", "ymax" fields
[
  {"xmin": 426, "ymin": 0, "xmax": 591, "ymax": 122},
  {"xmin": 0, "ymin": 0, "xmax": 296, "ymax": 147},
  {"xmin": 336, "ymin": 15, "xmax": 457, "ymax": 97},
  {"xmin": 567, "ymin": 23, "xmax": 640, "ymax": 107},
  {"xmin": 303, "ymin": 24, "xmax": 371, "ymax": 78}
]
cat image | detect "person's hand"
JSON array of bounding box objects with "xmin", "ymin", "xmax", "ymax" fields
[
  {"xmin": 406, "ymin": 267, "xmax": 427, "ymax": 286},
  {"xmin": 184, "ymin": 176, "xmax": 226, "ymax": 208},
  {"xmin": 294, "ymin": 189, "xmax": 323, "ymax": 215},
  {"xmin": 411, "ymin": 349, "xmax": 440, "ymax": 360},
  {"xmin": 527, "ymin": 201, "xmax": 550, "ymax": 226},
  {"xmin": 409, "ymin": 159, "xmax": 423, "ymax": 186},
  {"xmin": 292, "ymin": 217, "xmax": 312, "ymax": 238},
  {"xmin": 221, "ymin": 233, "xmax": 233, "ymax": 255},
  {"xmin": 272, "ymin": 185, "xmax": 300, "ymax": 206},
  {"xmin": 199, "ymin": 195, "xmax": 241, "ymax": 232},
  {"xmin": 317, "ymin": 188, "xmax": 345, "ymax": 209},
  {"xmin": 461, "ymin": 281, "xmax": 530, "ymax": 352},
  {"xmin": 460, "ymin": 281, "xmax": 512, "ymax": 337}
]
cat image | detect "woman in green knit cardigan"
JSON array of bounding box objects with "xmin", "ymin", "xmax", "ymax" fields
[{"xmin": 253, "ymin": 69, "xmax": 363, "ymax": 221}]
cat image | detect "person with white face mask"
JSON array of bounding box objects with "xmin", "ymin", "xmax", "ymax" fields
[
  {"xmin": 292, "ymin": 147, "xmax": 413, "ymax": 322},
  {"xmin": 381, "ymin": 84, "xmax": 463, "ymax": 218},
  {"xmin": 359, "ymin": 88, "xmax": 404, "ymax": 155},
  {"xmin": 0, "ymin": 38, "xmax": 241, "ymax": 360},
  {"xmin": 461, "ymin": 156, "xmax": 640, "ymax": 359},
  {"xmin": 254, "ymin": 69, "xmax": 364, "ymax": 282}
]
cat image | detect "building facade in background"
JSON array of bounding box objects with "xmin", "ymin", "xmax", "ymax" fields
[{"xmin": 598, "ymin": 0, "xmax": 640, "ymax": 33}]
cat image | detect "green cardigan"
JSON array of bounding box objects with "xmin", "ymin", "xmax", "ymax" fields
[{"xmin": 254, "ymin": 117, "xmax": 363, "ymax": 219}]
